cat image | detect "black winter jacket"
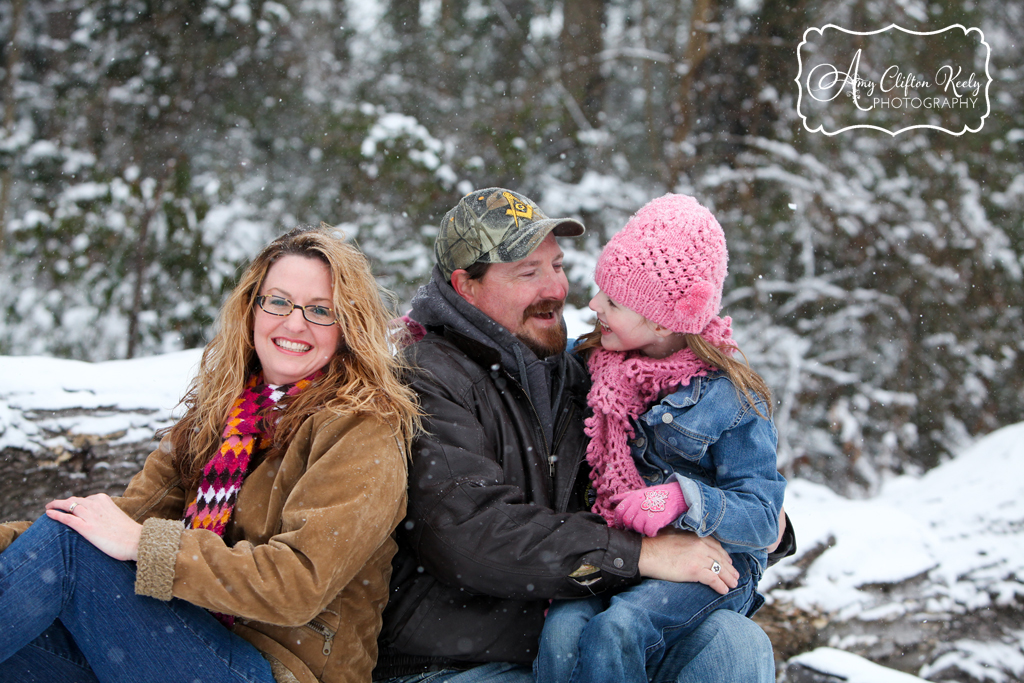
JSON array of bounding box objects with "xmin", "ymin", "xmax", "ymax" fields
[{"xmin": 374, "ymin": 326, "xmax": 643, "ymax": 677}]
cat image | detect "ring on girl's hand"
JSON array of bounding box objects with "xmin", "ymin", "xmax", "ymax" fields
[
  {"xmin": 710, "ymin": 560, "xmax": 721, "ymax": 575},
  {"xmin": 68, "ymin": 502, "xmax": 78, "ymax": 513}
]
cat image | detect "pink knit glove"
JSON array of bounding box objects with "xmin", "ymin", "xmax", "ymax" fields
[{"xmin": 610, "ymin": 482, "xmax": 689, "ymax": 537}]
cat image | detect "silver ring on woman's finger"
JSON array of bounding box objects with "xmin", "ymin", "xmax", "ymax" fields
[
  {"xmin": 68, "ymin": 502, "xmax": 78, "ymax": 513},
  {"xmin": 711, "ymin": 560, "xmax": 721, "ymax": 575}
]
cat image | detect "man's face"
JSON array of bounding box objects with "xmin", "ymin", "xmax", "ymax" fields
[{"xmin": 458, "ymin": 233, "xmax": 569, "ymax": 358}]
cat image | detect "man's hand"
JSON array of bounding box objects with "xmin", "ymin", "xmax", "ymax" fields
[
  {"xmin": 637, "ymin": 529, "xmax": 738, "ymax": 595},
  {"xmin": 46, "ymin": 493, "xmax": 143, "ymax": 562}
]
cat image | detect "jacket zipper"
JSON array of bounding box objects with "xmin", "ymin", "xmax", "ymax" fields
[
  {"xmin": 501, "ymin": 370, "xmax": 557, "ymax": 484},
  {"xmin": 305, "ymin": 618, "xmax": 336, "ymax": 656},
  {"xmin": 508, "ymin": 373, "xmax": 557, "ymax": 478},
  {"xmin": 550, "ymin": 400, "xmax": 577, "ymax": 480},
  {"xmin": 551, "ymin": 401, "xmax": 582, "ymax": 511},
  {"xmin": 505, "ymin": 369, "xmax": 580, "ymax": 500}
]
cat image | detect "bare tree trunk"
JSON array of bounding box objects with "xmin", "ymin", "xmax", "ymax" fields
[
  {"xmin": 126, "ymin": 163, "xmax": 175, "ymax": 359},
  {"xmin": 559, "ymin": 0, "xmax": 606, "ymax": 181},
  {"xmin": 0, "ymin": 0, "xmax": 26, "ymax": 255},
  {"xmin": 668, "ymin": 0, "xmax": 715, "ymax": 185},
  {"xmin": 490, "ymin": 0, "xmax": 592, "ymax": 135},
  {"xmin": 640, "ymin": 0, "xmax": 662, "ymax": 176},
  {"xmin": 440, "ymin": 0, "xmax": 466, "ymax": 29},
  {"xmin": 389, "ymin": 0, "xmax": 420, "ymax": 35},
  {"xmin": 561, "ymin": 0, "xmax": 605, "ymax": 123}
]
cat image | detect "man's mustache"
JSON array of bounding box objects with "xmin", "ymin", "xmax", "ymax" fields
[{"xmin": 523, "ymin": 300, "xmax": 563, "ymax": 321}]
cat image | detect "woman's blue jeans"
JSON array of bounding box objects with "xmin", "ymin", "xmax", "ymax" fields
[
  {"xmin": 535, "ymin": 555, "xmax": 763, "ymax": 683},
  {"xmin": 0, "ymin": 516, "xmax": 276, "ymax": 683}
]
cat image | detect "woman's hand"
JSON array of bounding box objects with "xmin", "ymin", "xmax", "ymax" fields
[
  {"xmin": 46, "ymin": 493, "xmax": 143, "ymax": 562},
  {"xmin": 637, "ymin": 528, "xmax": 739, "ymax": 595}
]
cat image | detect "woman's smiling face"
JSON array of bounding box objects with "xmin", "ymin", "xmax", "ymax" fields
[{"xmin": 253, "ymin": 255, "xmax": 340, "ymax": 385}]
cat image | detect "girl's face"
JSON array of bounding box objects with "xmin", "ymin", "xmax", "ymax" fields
[
  {"xmin": 589, "ymin": 290, "xmax": 669, "ymax": 357},
  {"xmin": 253, "ymin": 255, "xmax": 341, "ymax": 385}
]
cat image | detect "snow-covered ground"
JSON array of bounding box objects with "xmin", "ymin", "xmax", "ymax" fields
[
  {"xmin": 765, "ymin": 426, "xmax": 1024, "ymax": 621},
  {"xmin": 2, "ymin": 336, "xmax": 1022, "ymax": 681},
  {"xmin": 0, "ymin": 350, "xmax": 201, "ymax": 455},
  {"xmin": 768, "ymin": 423, "xmax": 1024, "ymax": 681}
]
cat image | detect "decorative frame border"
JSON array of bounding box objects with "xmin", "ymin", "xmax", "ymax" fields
[{"xmin": 795, "ymin": 24, "xmax": 992, "ymax": 136}]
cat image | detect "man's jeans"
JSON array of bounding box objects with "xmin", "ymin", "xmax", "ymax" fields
[
  {"xmin": 0, "ymin": 516, "xmax": 276, "ymax": 683},
  {"xmin": 375, "ymin": 608, "xmax": 775, "ymax": 683}
]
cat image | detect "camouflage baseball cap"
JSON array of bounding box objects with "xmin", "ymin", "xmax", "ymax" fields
[{"xmin": 435, "ymin": 188, "xmax": 585, "ymax": 280}]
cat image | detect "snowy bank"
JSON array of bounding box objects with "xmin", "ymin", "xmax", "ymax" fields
[
  {"xmin": 0, "ymin": 350, "xmax": 201, "ymax": 454},
  {"xmin": 767, "ymin": 422, "xmax": 1024, "ymax": 682}
]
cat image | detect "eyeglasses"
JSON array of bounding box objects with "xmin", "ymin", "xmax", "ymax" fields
[{"xmin": 256, "ymin": 295, "xmax": 337, "ymax": 326}]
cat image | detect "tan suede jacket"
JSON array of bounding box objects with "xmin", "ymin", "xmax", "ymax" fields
[{"xmin": 1, "ymin": 410, "xmax": 407, "ymax": 683}]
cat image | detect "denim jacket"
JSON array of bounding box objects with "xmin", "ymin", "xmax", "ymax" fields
[{"xmin": 629, "ymin": 372, "xmax": 786, "ymax": 570}]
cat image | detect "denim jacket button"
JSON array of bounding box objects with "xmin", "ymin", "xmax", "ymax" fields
[
  {"xmin": 613, "ymin": 558, "xmax": 624, "ymax": 569},
  {"xmin": 661, "ymin": 413, "xmax": 674, "ymax": 424}
]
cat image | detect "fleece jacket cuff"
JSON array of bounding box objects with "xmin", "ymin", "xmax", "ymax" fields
[{"xmin": 135, "ymin": 517, "xmax": 184, "ymax": 601}]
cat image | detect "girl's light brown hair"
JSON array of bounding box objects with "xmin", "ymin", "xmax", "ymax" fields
[
  {"xmin": 575, "ymin": 325, "xmax": 773, "ymax": 418},
  {"xmin": 166, "ymin": 223, "xmax": 420, "ymax": 486}
]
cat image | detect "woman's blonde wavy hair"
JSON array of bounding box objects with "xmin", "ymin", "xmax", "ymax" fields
[{"xmin": 166, "ymin": 223, "xmax": 421, "ymax": 487}]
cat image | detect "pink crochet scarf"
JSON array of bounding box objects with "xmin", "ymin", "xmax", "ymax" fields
[{"xmin": 585, "ymin": 316, "xmax": 735, "ymax": 526}]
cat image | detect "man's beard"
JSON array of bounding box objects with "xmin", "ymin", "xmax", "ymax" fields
[{"xmin": 515, "ymin": 301, "xmax": 568, "ymax": 359}]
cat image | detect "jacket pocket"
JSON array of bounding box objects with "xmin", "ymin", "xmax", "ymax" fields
[
  {"xmin": 304, "ymin": 617, "xmax": 336, "ymax": 657},
  {"xmin": 652, "ymin": 421, "xmax": 711, "ymax": 463}
]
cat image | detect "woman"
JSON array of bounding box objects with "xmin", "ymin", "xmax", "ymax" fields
[{"xmin": 0, "ymin": 224, "xmax": 420, "ymax": 683}]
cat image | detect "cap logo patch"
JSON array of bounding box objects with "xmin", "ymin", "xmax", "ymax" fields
[{"xmin": 502, "ymin": 191, "xmax": 533, "ymax": 227}]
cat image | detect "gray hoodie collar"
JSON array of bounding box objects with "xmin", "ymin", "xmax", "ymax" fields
[
  {"xmin": 409, "ymin": 267, "xmax": 536, "ymax": 373},
  {"xmin": 409, "ymin": 266, "xmax": 565, "ymax": 446}
]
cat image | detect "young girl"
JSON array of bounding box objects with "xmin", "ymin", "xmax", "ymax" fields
[{"xmin": 534, "ymin": 194, "xmax": 786, "ymax": 683}]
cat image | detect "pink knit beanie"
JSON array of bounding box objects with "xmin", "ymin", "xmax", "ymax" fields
[{"xmin": 594, "ymin": 194, "xmax": 727, "ymax": 335}]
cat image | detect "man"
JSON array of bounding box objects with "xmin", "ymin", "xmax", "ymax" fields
[{"xmin": 374, "ymin": 188, "xmax": 793, "ymax": 683}]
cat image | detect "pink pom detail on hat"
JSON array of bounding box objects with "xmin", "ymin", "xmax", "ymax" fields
[{"xmin": 594, "ymin": 194, "xmax": 727, "ymax": 335}]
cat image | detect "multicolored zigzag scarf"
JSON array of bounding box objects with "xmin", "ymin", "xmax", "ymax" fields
[
  {"xmin": 181, "ymin": 372, "xmax": 317, "ymax": 627},
  {"xmin": 182, "ymin": 373, "xmax": 316, "ymax": 535}
]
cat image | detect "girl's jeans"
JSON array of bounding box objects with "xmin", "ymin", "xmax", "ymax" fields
[
  {"xmin": 535, "ymin": 554, "xmax": 762, "ymax": 683},
  {"xmin": 0, "ymin": 516, "xmax": 276, "ymax": 683}
]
